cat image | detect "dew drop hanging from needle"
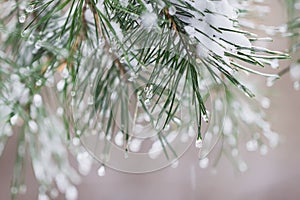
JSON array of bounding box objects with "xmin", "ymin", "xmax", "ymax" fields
[
  {"xmin": 97, "ymin": 165, "xmax": 106, "ymax": 177},
  {"xmin": 26, "ymin": 5, "xmax": 34, "ymax": 13},
  {"xmin": 19, "ymin": 14, "xmax": 26, "ymax": 23}
]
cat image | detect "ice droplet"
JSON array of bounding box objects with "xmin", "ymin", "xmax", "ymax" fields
[
  {"xmin": 168, "ymin": 6, "xmax": 176, "ymax": 16},
  {"xmin": 35, "ymin": 40, "xmax": 42, "ymax": 49},
  {"xmin": 97, "ymin": 165, "xmax": 106, "ymax": 177},
  {"xmin": 28, "ymin": 34, "xmax": 35, "ymax": 45},
  {"xmin": 33, "ymin": 94, "xmax": 43, "ymax": 108},
  {"xmin": 144, "ymin": 99, "xmax": 151, "ymax": 106},
  {"xmin": 38, "ymin": 193, "xmax": 49, "ymax": 200},
  {"xmin": 202, "ymin": 114, "xmax": 209, "ymax": 123},
  {"xmin": 10, "ymin": 187, "xmax": 18, "ymax": 195},
  {"xmin": 70, "ymin": 91, "xmax": 76, "ymax": 97},
  {"xmin": 21, "ymin": 29, "xmax": 29, "ymax": 37},
  {"xmin": 195, "ymin": 138, "xmax": 203, "ymax": 148},
  {"xmin": 199, "ymin": 158, "xmax": 209, "ymax": 169},
  {"xmin": 56, "ymin": 80, "xmax": 65, "ymax": 92},
  {"xmin": 246, "ymin": 140, "xmax": 258, "ymax": 152},
  {"xmin": 266, "ymin": 77, "xmax": 276, "ymax": 87},
  {"xmin": 231, "ymin": 148, "xmax": 239, "ymax": 157},
  {"xmin": 19, "ymin": 14, "xmax": 26, "ymax": 23},
  {"xmin": 114, "ymin": 131, "xmax": 124, "ymax": 146},
  {"xmin": 129, "ymin": 139, "xmax": 142, "ymax": 152},
  {"xmin": 56, "ymin": 107, "xmax": 64, "ymax": 117},
  {"xmin": 261, "ymin": 97, "xmax": 271, "ymax": 109},
  {"xmin": 61, "ymin": 67, "xmax": 69, "ymax": 79},
  {"xmin": 238, "ymin": 161, "xmax": 248, "ymax": 172},
  {"xmin": 171, "ymin": 159, "xmax": 179, "ymax": 168},
  {"xmin": 26, "ymin": 5, "xmax": 34, "ymax": 13},
  {"xmin": 10, "ymin": 114, "xmax": 19, "ymax": 126},
  {"xmin": 35, "ymin": 79, "xmax": 42, "ymax": 86},
  {"xmin": 65, "ymin": 186, "xmax": 78, "ymax": 200},
  {"xmin": 72, "ymin": 137, "xmax": 80, "ymax": 146},
  {"xmin": 28, "ymin": 120, "xmax": 38, "ymax": 133},
  {"xmin": 290, "ymin": 63, "xmax": 300, "ymax": 80}
]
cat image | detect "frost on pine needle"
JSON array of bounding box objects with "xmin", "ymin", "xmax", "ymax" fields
[{"xmin": 0, "ymin": 0, "xmax": 291, "ymax": 198}]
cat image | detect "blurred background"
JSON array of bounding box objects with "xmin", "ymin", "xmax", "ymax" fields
[{"xmin": 1, "ymin": 0, "xmax": 300, "ymax": 199}]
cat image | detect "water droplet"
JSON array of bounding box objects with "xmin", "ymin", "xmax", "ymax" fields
[
  {"xmin": 173, "ymin": 117, "xmax": 182, "ymax": 125},
  {"xmin": 10, "ymin": 114, "xmax": 19, "ymax": 126},
  {"xmin": 97, "ymin": 165, "xmax": 106, "ymax": 177},
  {"xmin": 261, "ymin": 97, "xmax": 271, "ymax": 109},
  {"xmin": 124, "ymin": 150, "xmax": 129, "ymax": 159},
  {"xmin": 65, "ymin": 186, "xmax": 78, "ymax": 200},
  {"xmin": 266, "ymin": 77, "xmax": 276, "ymax": 87},
  {"xmin": 223, "ymin": 117, "xmax": 232, "ymax": 135},
  {"xmin": 290, "ymin": 63, "xmax": 300, "ymax": 80},
  {"xmin": 144, "ymin": 99, "xmax": 151, "ymax": 106},
  {"xmin": 61, "ymin": 67, "xmax": 69, "ymax": 79},
  {"xmin": 246, "ymin": 140, "xmax": 258, "ymax": 152},
  {"xmin": 231, "ymin": 148, "xmax": 239, "ymax": 157},
  {"xmin": 26, "ymin": 5, "xmax": 34, "ymax": 13},
  {"xmin": 164, "ymin": 124, "xmax": 170, "ymax": 131},
  {"xmin": 10, "ymin": 187, "xmax": 18, "ymax": 195},
  {"xmin": 19, "ymin": 14, "xmax": 26, "ymax": 23},
  {"xmin": 21, "ymin": 29, "xmax": 30, "ymax": 37},
  {"xmin": 171, "ymin": 159, "xmax": 179, "ymax": 168},
  {"xmin": 72, "ymin": 137, "xmax": 80, "ymax": 146},
  {"xmin": 196, "ymin": 58, "xmax": 201, "ymax": 63},
  {"xmin": 199, "ymin": 157, "xmax": 209, "ymax": 169},
  {"xmin": 70, "ymin": 91, "xmax": 76, "ymax": 97},
  {"xmin": 129, "ymin": 139, "xmax": 142, "ymax": 152},
  {"xmin": 110, "ymin": 91, "xmax": 118, "ymax": 101},
  {"xmin": 202, "ymin": 114, "xmax": 209, "ymax": 123},
  {"xmin": 76, "ymin": 130, "xmax": 82, "ymax": 136},
  {"xmin": 169, "ymin": 6, "xmax": 176, "ymax": 16},
  {"xmin": 56, "ymin": 107, "xmax": 64, "ymax": 116},
  {"xmin": 238, "ymin": 161, "xmax": 248, "ymax": 172},
  {"xmin": 270, "ymin": 59, "xmax": 279, "ymax": 69},
  {"xmin": 114, "ymin": 131, "xmax": 124, "ymax": 146},
  {"xmin": 144, "ymin": 84, "xmax": 153, "ymax": 93},
  {"xmin": 35, "ymin": 40, "xmax": 42, "ymax": 49},
  {"xmin": 33, "ymin": 94, "xmax": 43, "ymax": 108},
  {"xmin": 120, "ymin": 57, "xmax": 126, "ymax": 63},
  {"xmin": 50, "ymin": 189, "xmax": 59, "ymax": 198},
  {"xmin": 27, "ymin": 34, "xmax": 35, "ymax": 45},
  {"xmin": 38, "ymin": 193, "xmax": 49, "ymax": 200},
  {"xmin": 28, "ymin": 120, "xmax": 38, "ymax": 133},
  {"xmin": 56, "ymin": 80, "xmax": 65, "ymax": 92},
  {"xmin": 19, "ymin": 185, "xmax": 27, "ymax": 194},
  {"xmin": 77, "ymin": 152, "xmax": 92, "ymax": 175},
  {"xmin": 35, "ymin": 79, "xmax": 42, "ymax": 86},
  {"xmin": 146, "ymin": 90, "xmax": 153, "ymax": 99},
  {"xmin": 195, "ymin": 138, "xmax": 203, "ymax": 148},
  {"xmin": 46, "ymin": 32, "xmax": 54, "ymax": 38}
]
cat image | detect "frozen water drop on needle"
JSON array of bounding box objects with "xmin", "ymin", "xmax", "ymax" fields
[
  {"xmin": 19, "ymin": 14, "xmax": 26, "ymax": 23},
  {"xmin": 97, "ymin": 165, "xmax": 106, "ymax": 177},
  {"xmin": 199, "ymin": 158, "xmax": 209, "ymax": 169},
  {"xmin": 26, "ymin": 5, "xmax": 34, "ymax": 13},
  {"xmin": 168, "ymin": 6, "xmax": 176, "ymax": 16},
  {"xmin": 195, "ymin": 138, "xmax": 203, "ymax": 148}
]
